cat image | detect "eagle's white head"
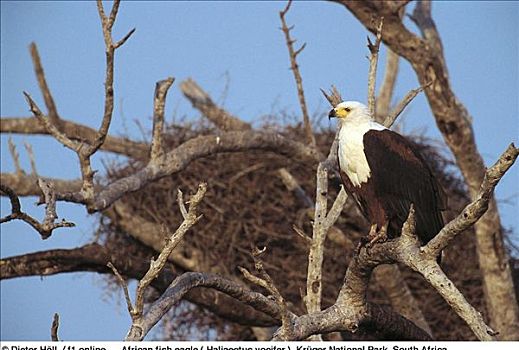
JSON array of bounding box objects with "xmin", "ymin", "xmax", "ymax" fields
[{"xmin": 328, "ymin": 101, "xmax": 372, "ymax": 124}]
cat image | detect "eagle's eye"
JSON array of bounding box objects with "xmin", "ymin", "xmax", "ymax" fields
[{"xmin": 345, "ymin": 107, "xmax": 351, "ymax": 112}]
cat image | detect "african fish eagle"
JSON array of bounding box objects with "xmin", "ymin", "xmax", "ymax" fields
[{"xmin": 329, "ymin": 101, "xmax": 446, "ymax": 252}]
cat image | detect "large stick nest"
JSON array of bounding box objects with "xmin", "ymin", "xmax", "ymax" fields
[{"xmin": 101, "ymin": 121, "xmax": 487, "ymax": 340}]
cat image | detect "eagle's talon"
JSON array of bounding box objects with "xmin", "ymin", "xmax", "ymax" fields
[{"xmin": 360, "ymin": 223, "xmax": 388, "ymax": 252}]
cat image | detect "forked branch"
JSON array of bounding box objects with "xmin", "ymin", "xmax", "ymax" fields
[
  {"xmin": 240, "ymin": 247, "xmax": 295, "ymax": 337},
  {"xmin": 384, "ymin": 80, "xmax": 433, "ymax": 127},
  {"xmin": 423, "ymin": 143, "xmax": 519, "ymax": 257},
  {"xmin": 0, "ymin": 182, "xmax": 74, "ymax": 239},
  {"xmin": 280, "ymin": 0, "xmax": 316, "ymax": 148},
  {"xmin": 23, "ymin": 1, "xmax": 135, "ymax": 207},
  {"xmin": 122, "ymin": 183, "xmax": 207, "ymax": 341}
]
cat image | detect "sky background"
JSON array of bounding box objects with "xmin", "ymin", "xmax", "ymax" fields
[{"xmin": 1, "ymin": 0, "xmax": 518, "ymax": 341}]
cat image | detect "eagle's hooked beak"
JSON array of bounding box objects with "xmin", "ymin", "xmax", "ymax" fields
[{"xmin": 328, "ymin": 108, "xmax": 336, "ymax": 120}]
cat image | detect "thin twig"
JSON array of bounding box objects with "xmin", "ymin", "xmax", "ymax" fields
[
  {"xmin": 384, "ymin": 80, "xmax": 433, "ymax": 127},
  {"xmin": 91, "ymin": 0, "xmax": 135, "ymax": 156},
  {"xmin": 50, "ymin": 313, "xmax": 60, "ymax": 341},
  {"xmin": 121, "ymin": 184, "xmax": 206, "ymax": 340},
  {"xmin": 29, "ymin": 43, "xmax": 60, "ymax": 124},
  {"xmin": 177, "ymin": 189, "xmax": 188, "ymax": 219},
  {"xmin": 367, "ymin": 18, "xmax": 384, "ymax": 116},
  {"xmin": 324, "ymin": 186, "xmax": 347, "ymax": 227},
  {"xmin": 150, "ymin": 77, "xmax": 175, "ymax": 161},
  {"xmin": 0, "ymin": 183, "xmax": 74, "ymax": 239},
  {"xmin": 292, "ymin": 224, "xmax": 312, "ymax": 246},
  {"xmin": 23, "ymin": 92, "xmax": 79, "ymax": 151},
  {"xmin": 320, "ymin": 86, "xmax": 343, "ymax": 108},
  {"xmin": 115, "ymin": 28, "xmax": 136, "ymax": 49},
  {"xmin": 279, "ymin": 0, "xmax": 316, "ymax": 148},
  {"xmin": 8, "ymin": 137, "xmax": 23, "ymax": 176},
  {"xmin": 240, "ymin": 247, "xmax": 294, "ymax": 337},
  {"xmin": 376, "ymin": 49, "xmax": 399, "ymax": 123},
  {"xmin": 24, "ymin": 141, "xmax": 38, "ymax": 176},
  {"xmin": 277, "ymin": 168, "xmax": 314, "ymax": 208},
  {"xmin": 239, "ymin": 266, "xmax": 272, "ymax": 292},
  {"xmin": 107, "ymin": 262, "xmax": 134, "ymax": 316},
  {"xmin": 133, "ymin": 183, "xmax": 206, "ymax": 318}
]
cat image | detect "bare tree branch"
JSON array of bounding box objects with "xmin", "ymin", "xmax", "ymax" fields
[
  {"xmin": 93, "ymin": 0, "xmax": 134, "ymax": 155},
  {"xmin": 176, "ymin": 189, "xmax": 189, "ymax": 220},
  {"xmin": 384, "ymin": 80, "xmax": 433, "ymax": 127},
  {"xmin": 423, "ymin": 143, "xmax": 519, "ymax": 257},
  {"xmin": 0, "ymin": 182, "xmax": 74, "ymax": 239},
  {"xmin": 304, "ymin": 165, "xmax": 346, "ymax": 340},
  {"xmin": 0, "ymin": 243, "xmax": 278, "ymax": 328},
  {"xmin": 107, "ymin": 262, "xmax": 134, "ymax": 317},
  {"xmin": 277, "ymin": 168, "xmax": 314, "ymax": 208},
  {"xmin": 0, "ymin": 172, "xmax": 82, "ymax": 198},
  {"xmin": 24, "ymin": 141, "xmax": 38, "ymax": 176},
  {"xmin": 292, "ymin": 224, "xmax": 312, "ymax": 246},
  {"xmin": 21, "ymin": 1, "xmax": 136, "ymax": 209},
  {"xmin": 375, "ymin": 2, "xmax": 406, "ymax": 123},
  {"xmin": 109, "ymin": 201, "xmax": 205, "ymax": 271},
  {"xmin": 372, "ymin": 264, "xmax": 432, "ymax": 336},
  {"xmin": 279, "ymin": 0, "xmax": 316, "ymax": 148},
  {"xmin": 50, "ymin": 313, "xmax": 60, "ymax": 341},
  {"xmin": 394, "ymin": 207, "xmax": 496, "ymax": 340},
  {"xmin": 305, "ymin": 164, "xmax": 328, "ymax": 320},
  {"xmin": 180, "ymin": 79, "xmax": 251, "ymax": 131},
  {"xmin": 272, "ymin": 210, "xmax": 432, "ymax": 340},
  {"xmin": 367, "ymin": 18, "xmax": 384, "ymax": 116},
  {"xmin": 150, "ymin": 77, "xmax": 175, "ymax": 161},
  {"xmin": 8, "ymin": 137, "xmax": 23, "ymax": 176},
  {"xmin": 23, "ymin": 92, "xmax": 79, "ymax": 151},
  {"xmin": 375, "ymin": 49, "xmax": 399, "ymax": 123},
  {"xmin": 86, "ymin": 130, "xmax": 318, "ymax": 212},
  {"xmin": 1, "ymin": 117, "xmax": 148, "ymax": 158},
  {"xmin": 239, "ymin": 247, "xmax": 295, "ymax": 339},
  {"xmin": 128, "ymin": 271, "xmax": 282, "ymax": 341},
  {"xmin": 29, "ymin": 43, "xmax": 60, "ymax": 124},
  {"xmin": 125, "ymin": 183, "xmax": 207, "ymax": 340}
]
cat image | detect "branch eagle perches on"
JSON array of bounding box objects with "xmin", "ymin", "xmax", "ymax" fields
[{"xmin": 271, "ymin": 142, "xmax": 517, "ymax": 340}]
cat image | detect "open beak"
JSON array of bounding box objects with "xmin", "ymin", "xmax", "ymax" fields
[{"xmin": 328, "ymin": 108, "xmax": 336, "ymax": 120}]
